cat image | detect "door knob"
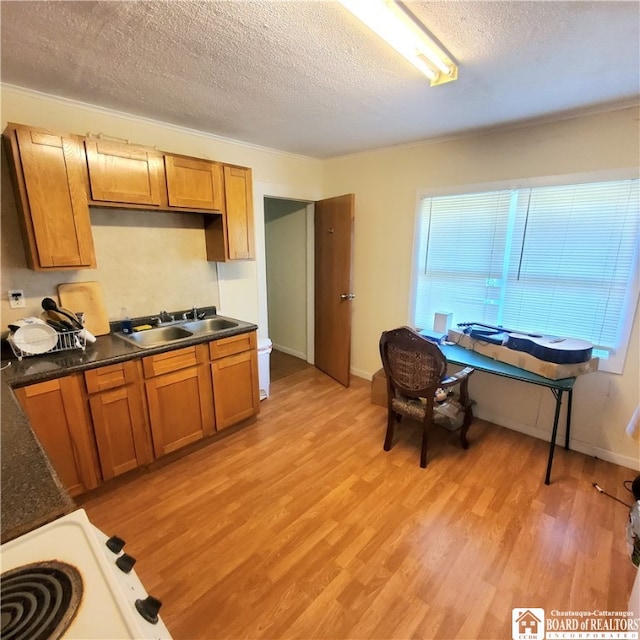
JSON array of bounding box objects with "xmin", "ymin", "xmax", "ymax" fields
[{"xmin": 340, "ymin": 293, "xmax": 356, "ymax": 300}]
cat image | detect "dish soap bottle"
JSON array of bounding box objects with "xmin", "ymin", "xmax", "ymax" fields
[{"xmin": 121, "ymin": 307, "xmax": 133, "ymax": 334}]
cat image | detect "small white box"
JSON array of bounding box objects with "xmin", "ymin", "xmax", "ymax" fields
[{"xmin": 434, "ymin": 312, "xmax": 453, "ymax": 334}]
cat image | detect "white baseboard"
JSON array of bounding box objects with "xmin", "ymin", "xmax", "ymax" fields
[
  {"xmin": 271, "ymin": 343, "xmax": 307, "ymax": 361},
  {"xmin": 475, "ymin": 408, "xmax": 640, "ymax": 471},
  {"xmin": 350, "ymin": 366, "xmax": 371, "ymax": 381}
]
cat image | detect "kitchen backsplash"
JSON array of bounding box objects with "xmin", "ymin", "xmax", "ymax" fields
[{"xmin": 1, "ymin": 194, "xmax": 221, "ymax": 333}]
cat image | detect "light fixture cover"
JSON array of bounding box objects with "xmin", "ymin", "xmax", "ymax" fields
[{"xmin": 338, "ymin": 0, "xmax": 458, "ymax": 86}]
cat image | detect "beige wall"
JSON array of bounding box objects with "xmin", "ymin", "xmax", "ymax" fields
[
  {"xmin": 265, "ymin": 199, "xmax": 308, "ymax": 358},
  {"xmin": 324, "ymin": 106, "xmax": 640, "ymax": 470}
]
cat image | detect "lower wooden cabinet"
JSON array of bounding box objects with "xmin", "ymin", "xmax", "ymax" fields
[
  {"xmin": 143, "ymin": 344, "xmax": 215, "ymax": 457},
  {"xmin": 14, "ymin": 331, "xmax": 259, "ymax": 497},
  {"xmin": 15, "ymin": 375, "xmax": 100, "ymax": 497},
  {"xmin": 84, "ymin": 361, "xmax": 152, "ymax": 481},
  {"xmin": 210, "ymin": 331, "xmax": 260, "ymax": 430}
]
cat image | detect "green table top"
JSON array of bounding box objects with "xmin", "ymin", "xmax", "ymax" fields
[{"xmin": 437, "ymin": 342, "xmax": 576, "ymax": 391}]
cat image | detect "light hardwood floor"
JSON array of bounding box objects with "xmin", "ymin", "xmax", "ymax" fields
[
  {"xmin": 270, "ymin": 349, "xmax": 313, "ymax": 383},
  {"xmin": 80, "ymin": 367, "xmax": 637, "ymax": 639}
]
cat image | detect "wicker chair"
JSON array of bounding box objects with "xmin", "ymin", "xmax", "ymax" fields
[{"xmin": 379, "ymin": 326, "xmax": 475, "ymax": 468}]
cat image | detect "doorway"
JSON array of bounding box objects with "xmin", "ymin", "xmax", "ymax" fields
[
  {"xmin": 264, "ymin": 197, "xmax": 313, "ymax": 381},
  {"xmin": 263, "ymin": 193, "xmax": 355, "ymax": 387}
]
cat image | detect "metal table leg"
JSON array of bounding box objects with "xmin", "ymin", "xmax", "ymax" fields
[
  {"xmin": 545, "ymin": 389, "xmax": 563, "ymax": 485},
  {"xmin": 564, "ymin": 388, "xmax": 573, "ymax": 450}
]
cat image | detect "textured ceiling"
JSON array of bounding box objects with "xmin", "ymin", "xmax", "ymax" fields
[{"xmin": 1, "ymin": 0, "xmax": 639, "ymax": 158}]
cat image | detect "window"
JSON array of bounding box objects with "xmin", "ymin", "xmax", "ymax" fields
[{"xmin": 411, "ymin": 179, "xmax": 639, "ymax": 373}]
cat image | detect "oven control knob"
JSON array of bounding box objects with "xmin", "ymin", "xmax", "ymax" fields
[
  {"xmin": 115, "ymin": 553, "xmax": 136, "ymax": 573},
  {"xmin": 106, "ymin": 535, "xmax": 126, "ymax": 553},
  {"xmin": 135, "ymin": 595, "xmax": 163, "ymax": 624}
]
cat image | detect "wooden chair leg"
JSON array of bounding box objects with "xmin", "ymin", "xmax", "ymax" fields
[
  {"xmin": 383, "ymin": 410, "xmax": 396, "ymax": 451},
  {"xmin": 459, "ymin": 405, "xmax": 473, "ymax": 449},
  {"xmin": 420, "ymin": 422, "xmax": 429, "ymax": 468}
]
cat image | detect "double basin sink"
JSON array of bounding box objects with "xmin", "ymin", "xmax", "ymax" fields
[{"xmin": 115, "ymin": 317, "xmax": 238, "ymax": 349}]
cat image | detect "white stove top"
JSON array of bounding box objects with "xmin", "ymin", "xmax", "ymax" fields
[{"xmin": 1, "ymin": 509, "xmax": 171, "ymax": 639}]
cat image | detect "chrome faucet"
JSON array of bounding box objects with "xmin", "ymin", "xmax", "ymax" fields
[
  {"xmin": 152, "ymin": 310, "xmax": 175, "ymax": 325},
  {"xmin": 182, "ymin": 306, "xmax": 204, "ymax": 321}
]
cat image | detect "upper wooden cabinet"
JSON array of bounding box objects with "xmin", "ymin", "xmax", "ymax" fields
[
  {"xmin": 205, "ymin": 165, "xmax": 255, "ymax": 261},
  {"xmin": 3, "ymin": 124, "xmax": 96, "ymax": 270},
  {"xmin": 84, "ymin": 138, "xmax": 162, "ymax": 206},
  {"xmin": 4, "ymin": 122, "xmax": 256, "ymax": 269},
  {"xmin": 164, "ymin": 155, "xmax": 223, "ymax": 211}
]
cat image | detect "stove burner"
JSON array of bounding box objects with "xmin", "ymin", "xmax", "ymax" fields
[{"xmin": 0, "ymin": 561, "xmax": 82, "ymax": 640}]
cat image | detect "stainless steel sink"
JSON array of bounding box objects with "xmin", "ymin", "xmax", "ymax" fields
[
  {"xmin": 182, "ymin": 318, "xmax": 238, "ymax": 334},
  {"xmin": 115, "ymin": 325, "xmax": 194, "ymax": 348},
  {"xmin": 113, "ymin": 315, "xmax": 241, "ymax": 349}
]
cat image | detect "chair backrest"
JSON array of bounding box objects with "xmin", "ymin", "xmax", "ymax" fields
[{"xmin": 379, "ymin": 327, "xmax": 447, "ymax": 398}]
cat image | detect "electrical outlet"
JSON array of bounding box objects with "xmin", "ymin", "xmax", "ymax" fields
[{"xmin": 8, "ymin": 289, "xmax": 26, "ymax": 309}]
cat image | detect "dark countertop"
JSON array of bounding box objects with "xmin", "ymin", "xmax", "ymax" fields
[{"xmin": 1, "ymin": 314, "xmax": 257, "ymax": 543}]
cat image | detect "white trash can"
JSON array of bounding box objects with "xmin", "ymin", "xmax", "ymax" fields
[{"xmin": 257, "ymin": 337, "xmax": 272, "ymax": 400}]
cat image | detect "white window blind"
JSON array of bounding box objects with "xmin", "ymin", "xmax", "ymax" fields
[{"xmin": 412, "ymin": 179, "xmax": 639, "ymax": 373}]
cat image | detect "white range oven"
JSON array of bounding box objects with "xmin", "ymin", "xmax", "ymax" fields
[{"xmin": 0, "ymin": 508, "xmax": 172, "ymax": 639}]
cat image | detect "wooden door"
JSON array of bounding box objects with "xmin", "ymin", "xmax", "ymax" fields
[
  {"xmin": 86, "ymin": 362, "xmax": 152, "ymax": 481},
  {"xmin": 11, "ymin": 127, "xmax": 95, "ymax": 269},
  {"xmin": 15, "ymin": 376, "xmax": 100, "ymax": 496},
  {"xmin": 145, "ymin": 365, "xmax": 214, "ymax": 457},
  {"xmin": 204, "ymin": 165, "xmax": 255, "ymax": 261},
  {"xmin": 84, "ymin": 139, "xmax": 162, "ymax": 206},
  {"xmin": 211, "ymin": 351, "xmax": 260, "ymax": 430},
  {"xmin": 223, "ymin": 165, "xmax": 255, "ymax": 259},
  {"xmin": 314, "ymin": 194, "xmax": 355, "ymax": 387},
  {"xmin": 164, "ymin": 155, "xmax": 223, "ymax": 211}
]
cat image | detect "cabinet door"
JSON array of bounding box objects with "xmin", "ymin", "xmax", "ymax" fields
[
  {"xmin": 224, "ymin": 165, "xmax": 255, "ymax": 260},
  {"xmin": 84, "ymin": 139, "xmax": 162, "ymax": 206},
  {"xmin": 211, "ymin": 350, "xmax": 260, "ymax": 430},
  {"xmin": 204, "ymin": 165, "xmax": 254, "ymax": 261},
  {"xmin": 6, "ymin": 126, "xmax": 95, "ymax": 269},
  {"xmin": 15, "ymin": 376, "xmax": 100, "ymax": 496},
  {"xmin": 85, "ymin": 362, "xmax": 152, "ymax": 481},
  {"xmin": 164, "ymin": 155, "xmax": 223, "ymax": 211},
  {"xmin": 145, "ymin": 365, "xmax": 215, "ymax": 457}
]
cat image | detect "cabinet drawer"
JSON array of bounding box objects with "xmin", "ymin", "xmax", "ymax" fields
[
  {"xmin": 143, "ymin": 344, "xmax": 207, "ymax": 377},
  {"xmin": 209, "ymin": 331, "xmax": 256, "ymax": 360},
  {"xmin": 84, "ymin": 360, "xmax": 139, "ymax": 393}
]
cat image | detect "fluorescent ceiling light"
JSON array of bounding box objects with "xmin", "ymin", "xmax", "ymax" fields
[{"xmin": 337, "ymin": 0, "xmax": 458, "ymax": 86}]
